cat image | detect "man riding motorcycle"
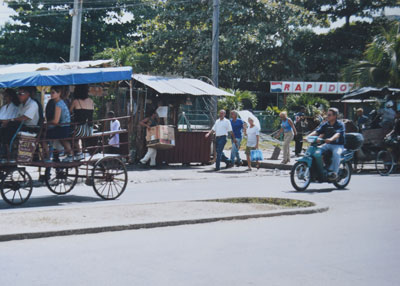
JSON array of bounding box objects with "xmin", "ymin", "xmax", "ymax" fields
[{"xmin": 308, "ymin": 107, "xmax": 345, "ymax": 180}]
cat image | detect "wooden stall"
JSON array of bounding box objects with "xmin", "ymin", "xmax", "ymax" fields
[{"xmin": 131, "ymin": 74, "xmax": 234, "ymax": 165}]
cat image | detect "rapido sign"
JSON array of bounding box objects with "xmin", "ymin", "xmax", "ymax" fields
[{"xmin": 270, "ymin": 81, "xmax": 354, "ymax": 94}]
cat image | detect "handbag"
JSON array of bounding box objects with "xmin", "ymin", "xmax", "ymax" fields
[{"xmin": 250, "ymin": 149, "xmax": 263, "ymax": 162}]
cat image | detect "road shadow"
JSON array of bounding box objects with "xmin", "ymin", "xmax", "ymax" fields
[
  {"xmin": 285, "ymin": 187, "xmax": 349, "ymax": 194},
  {"xmin": 0, "ymin": 195, "xmax": 102, "ymax": 210}
]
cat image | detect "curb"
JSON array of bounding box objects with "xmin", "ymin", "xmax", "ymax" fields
[{"xmin": 0, "ymin": 205, "xmax": 328, "ymax": 242}]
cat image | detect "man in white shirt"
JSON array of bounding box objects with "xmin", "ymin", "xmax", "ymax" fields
[
  {"xmin": 206, "ymin": 109, "xmax": 237, "ymax": 171},
  {"xmin": 1, "ymin": 86, "xmax": 40, "ymax": 161}
]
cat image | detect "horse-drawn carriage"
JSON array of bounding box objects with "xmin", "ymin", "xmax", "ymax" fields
[
  {"xmin": 340, "ymin": 87, "xmax": 400, "ymax": 175},
  {"xmin": 0, "ymin": 66, "xmax": 133, "ymax": 206}
]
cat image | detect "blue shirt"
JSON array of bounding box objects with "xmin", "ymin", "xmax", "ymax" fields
[
  {"xmin": 281, "ymin": 119, "xmax": 292, "ymax": 132},
  {"xmin": 316, "ymin": 120, "xmax": 345, "ymax": 145},
  {"xmin": 56, "ymin": 100, "xmax": 71, "ymax": 125},
  {"xmin": 230, "ymin": 118, "xmax": 244, "ymax": 139}
]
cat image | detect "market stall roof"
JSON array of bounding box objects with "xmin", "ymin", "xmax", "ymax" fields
[
  {"xmin": 132, "ymin": 74, "xmax": 234, "ymax": 96},
  {"xmin": 341, "ymin": 86, "xmax": 400, "ymax": 100},
  {"xmin": 0, "ymin": 66, "xmax": 132, "ymax": 88},
  {"xmin": 0, "ymin": 59, "xmax": 113, "ymax": 75}
]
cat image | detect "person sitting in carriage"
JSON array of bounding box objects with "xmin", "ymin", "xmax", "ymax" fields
[
  {"xmin": 42, "ymin": 86, "xmax": 74, "ymax": 163},
  {"xmin": 0, "ymin": 86, "xmax": 42, "ymax": 162}
]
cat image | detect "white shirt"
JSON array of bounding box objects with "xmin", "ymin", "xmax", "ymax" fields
[
  {"xmin": 212, "ymin": 118, "xmax": 232, "ymax": 136},
  {"xmin": 17, "ymin": 97, "xmax": 39, "ymax": 126},
  {"xmin": 109, "ymin": 119, "xmax": 120, "ymax": 147},
  {"xmin": 0, "ymin": 103, "xmax": 19, "ymax": 120},
  {"xmin": 246, "ymin": 125, "xmax": 260, "ymax": 147}
]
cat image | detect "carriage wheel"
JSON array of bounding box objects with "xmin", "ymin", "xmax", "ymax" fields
[
  {"xmin": 45, "ymin": 166, "xmax": 79, "ymax": 195},
  {"xmin": 91, "ymin": 157, "xmax": 127, "ymax": 200},
  {"xmin": 0, "ymin": 168, "xmax": 33, "ymax": 206},
  {"xmin": 376, "ymin": 150, "xmax": 394, "ymax": 176}
]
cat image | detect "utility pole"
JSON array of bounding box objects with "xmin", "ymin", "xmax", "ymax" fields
[
  {"xmin": 211, "ymin": 0, "xmax": 220, "ymax": 120},
  {"xmin": 212, "ymin": 0, "xmax": 219, "ymax": 87},
  {"xmin": 69, "ymin": 0, "xmax": 83, "ymax": 62}
]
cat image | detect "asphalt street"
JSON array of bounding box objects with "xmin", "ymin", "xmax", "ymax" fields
[{"xmin": 0, "ymin": 171, "xmax": 399, "ymax": 286}]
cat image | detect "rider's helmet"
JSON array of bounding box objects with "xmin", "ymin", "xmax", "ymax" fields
[{"xmin": 386, "ymin": 100, "xmax": 394, "ymax": 108}]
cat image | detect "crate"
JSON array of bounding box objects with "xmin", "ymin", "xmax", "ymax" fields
[{"xmin": 17, "ymin": 135, "xmax": 36, "ymax": 163}]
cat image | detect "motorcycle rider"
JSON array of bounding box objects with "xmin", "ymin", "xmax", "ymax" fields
[{"xmin": 308, "ymin": 107, "xmax": 345, "ymax": 180}]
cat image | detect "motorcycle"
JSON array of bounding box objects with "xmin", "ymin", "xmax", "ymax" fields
[{"xmin": 290, "ymin": 133, "xmax": 364, "ymax": 191}]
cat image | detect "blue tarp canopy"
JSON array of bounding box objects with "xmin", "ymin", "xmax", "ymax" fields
[{"xmin": 0, "ymin": 66, "xmax": 132, "ymax": 88}]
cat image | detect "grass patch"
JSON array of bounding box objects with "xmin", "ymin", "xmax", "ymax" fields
[{"xmin": 208, "ymin": 197, "xmax": 314, "ymax": 208}]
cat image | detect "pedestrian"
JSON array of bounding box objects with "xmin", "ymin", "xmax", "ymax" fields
[
  {"xmin": 139, "ymin": 110, "xmax": 159, "ymax": 167},
  {"xmin": 244, "ymin": 117, "xmax": 260, "ymax": 171},
  {"xmin": 294, "ymin": 112, "xmax": 306, "ymax": 157},
  {"xmin": 275, "ymin": 111, "xmax": 297, "ymax": 164},
  {"xmin": 205, "ymin": 109, "xmax": 236, "ymax": 171},
  {"xmin": 229, "ymin": 110, "xmax": 244, "ymax": 166},
  {"xmin": 107, "ymin": 111, "xmax": 121, "ymax": 154}
]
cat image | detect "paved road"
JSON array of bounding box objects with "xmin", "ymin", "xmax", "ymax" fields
[{"xmin": 0, "ymin": 173, "xmax": 399, "ymax": 285}]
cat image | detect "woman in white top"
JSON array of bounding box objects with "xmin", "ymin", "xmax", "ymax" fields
[
  {"xmin": 0, "ymin": 89, "xmax": 19, "ymax": 121},
  {"xmin": 244, "ymin": 117, "xmax": 260, "ymax": 171}
]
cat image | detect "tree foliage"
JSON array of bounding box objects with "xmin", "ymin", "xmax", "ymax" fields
[
  {"xmin": 293, "ymin": 0, "xmax": 399, "ymax": 26},
  {"xmin": 0, "ymin": 0, "xmax": 156, "ymax": 63},
  {"xmin": 286, "ymin": 93, "xmax": 330, "ymax": 116},
  {"xmin": 217, "ymin": 89, "xmax": 258, "ymax": 113},
  {"xmin": 139, "ymin": 0, "xmax": 325, "ymax": 86},
  {"xmin": 342, "ymin": 22, "xmax": 400, "ymax": 88}
]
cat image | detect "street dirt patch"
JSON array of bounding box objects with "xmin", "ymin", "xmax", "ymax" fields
[{"xmin": 0, "ymin": 197, "xmax": 325, "ymax": 242}]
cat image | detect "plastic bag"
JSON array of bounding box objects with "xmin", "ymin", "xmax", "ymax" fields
[{"xmin": 250, "ymin": 149, "xmax": 263, "ymax": 161}]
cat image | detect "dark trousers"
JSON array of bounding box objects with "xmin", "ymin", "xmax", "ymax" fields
[
  {"xmin": 216, "ymin": 135, "xmax": 230, "ymax": 170},
  {"xmin": 294, "ymin": 134, "xmax": 303, "ymax": 155}
]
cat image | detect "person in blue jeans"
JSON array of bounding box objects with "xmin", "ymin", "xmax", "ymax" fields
[
  {"xmin": 308, "ymin": 107, "xmax": 345, "ymax": 180},
  {"xmin": 206, "ymin": 110, "xmax": 236, "ymax": 171},
  {"xmin": 230, "ymin": 110, "xmax": 244, "ymax": 166}
]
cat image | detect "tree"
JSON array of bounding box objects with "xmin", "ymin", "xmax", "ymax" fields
[
  {"xmin": 293, "ymin": 19, "xmax": 392, "ymax": 81},
  {"xmin": 140, "ymin": 0, "xmax": 324, "ymax": 87},
  {"xmin": 293, "ymin": 0, "xmax": 399, "ymax": 27},
  {"xmin": 286, "ymin": 93, "xmax": 330, "ymax": 116},
  {"xmin": 0, "ymin": 0, "xmax": 156, "ymax": 63},
  {"xmin": 342, "ymin": 22, "xmax": 400, "ymax": 88}
]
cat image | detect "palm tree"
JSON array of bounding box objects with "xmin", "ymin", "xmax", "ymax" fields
[{"xmin": 342, "ymin": 22, "xmax": 400, "ymax": 88}]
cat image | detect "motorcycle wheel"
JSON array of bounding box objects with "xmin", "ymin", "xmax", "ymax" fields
[
  {"xmin": 333, "ymin": 162, "xmax": 352, "ymax": 189},
  {"xmin": 290, "ymin": 162, "xmax": 311, "ymax": 191}
]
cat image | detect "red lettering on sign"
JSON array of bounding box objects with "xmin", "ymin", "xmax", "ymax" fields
[
  {"xmin": 318, "ymin": 84, "xmax": 324, "ymax": 92},
  {"xmin": 295, "ymin": 84, "xmax": 302, "ymax": 91},
  {"xmin": 328, "ymin": 84, "xmax": 336, "ymax": 92},
  {"xmin": 306, "ymin": 84, "xmax": 313, "ymax": 91},
  {"xmin": 284, "ymin": 84, "xmax": 290, "ymax": 91},
  {"xmin": 339, "ymin": 84, "xmax": 347, "ymax": 92}
]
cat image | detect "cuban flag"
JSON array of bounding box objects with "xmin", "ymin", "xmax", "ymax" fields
[{"xmin": 270, "ymin": 81, "xmax": 282, "ymax": 93}]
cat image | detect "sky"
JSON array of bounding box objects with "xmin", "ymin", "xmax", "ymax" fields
[{"xmin": 0, "ymin": 1, "xmax": 399, "ymax": 32}]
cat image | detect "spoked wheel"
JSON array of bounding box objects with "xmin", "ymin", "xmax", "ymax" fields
[
  {"xmin": 92, "ymin": 157, "xmax": 128, "ymax": 200},
  {"xmin": 333, "ymin": 162, "xmax": 352, "ymax": 189},
  {"xmin": 0, "ymin": 168, "xmax": 33, "ymax": 206},
  {"xmin": 375, "ymin": 150, "xmax": 394, "ymax": 176},
  {"xmin": 290, "ymin": 162, "xmax": 311, "ymax": 191},
  {"xmin": 45, "ymin": 166, "xmax": 79, "ymax": 195}
]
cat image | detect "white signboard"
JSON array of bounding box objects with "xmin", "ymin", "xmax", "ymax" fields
[{"xmin": 270, "ymin": 81, "xmax": 354, "ymax": 94}]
